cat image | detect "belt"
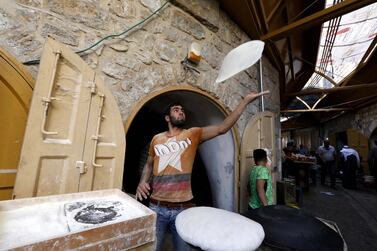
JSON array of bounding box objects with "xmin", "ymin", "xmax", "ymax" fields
[{"xmin": 150, "ymin": 198, "xmax": 195, "ymax": 209}]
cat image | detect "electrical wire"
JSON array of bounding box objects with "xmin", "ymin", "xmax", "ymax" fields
[{"xmin": 23, "ymin": 0, "xmax": 170, "ymax": 66}]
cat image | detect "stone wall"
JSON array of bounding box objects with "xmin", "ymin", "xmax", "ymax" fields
[
  {"xmin": 286, "ymin": 102, "xmax": 377, "ymax": 153},
  {"xmin": 322, "ymin": 112, "xmax": 355, "ymax": 137},
  {"xmin": 322, "ymin": 102, "xmax": 377, "ymax": 139},
  {"xmin": 354, "ymin": 103, "xmax": 377, "ymax": 138},
  {"xmin": 0, "ymin": 0, "xmax": 280, "ymax": 142}
]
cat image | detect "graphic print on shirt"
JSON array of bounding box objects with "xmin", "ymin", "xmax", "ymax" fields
[{"xmin": 154, "ymin": 137, "xmax": 192, "ymax": 173}]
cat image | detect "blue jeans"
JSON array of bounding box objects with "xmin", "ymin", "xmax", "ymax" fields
[{"xmin": 149, "ymin": 203, "xmax": 190, "ymax": 251}]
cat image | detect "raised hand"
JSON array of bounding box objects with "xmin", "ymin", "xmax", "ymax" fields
[{"xmin": 245, "ymin": 90, "xmax": 270, "ymax": 102}]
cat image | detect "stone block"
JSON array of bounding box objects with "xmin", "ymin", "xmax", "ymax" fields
[
  {"xmin": 171, "ymin": 10, "xmax": 205, "ymax": 40},
  {"xmin": 136, "ymin": 50, "xmax": 153, "ymax": 65},
  {"xmin": 0, "ymin": 8, "xmax": 19, "ymax": 32},
  {"xmin": 15, "ymin": 0, "xmax": 41, "ymax": 7},
  {"xmin": 172, "ymin": 0, "xmax": 219, "ymax": 32},
  {"xmin": 140, "ymin": 0, "xmax": 161, "ymax": 12},
  {"xmin": 110, "ymin": 0, "xmax": 136, "ymax": 18},
  {"xmin": 0, "ymin": 29, "xmax": 42, "ymax": 62},
  {"xmin": 102, "ymin": 62, "xmax": 128, "ymax": 80},
  {"xmin": 115, "ymin": 54, "xmax": 142, "ymax": 71},
  {"xmin": 163, "ymin": 27, "xmax": 180, "ymax": 42},
  {"xmin": 202, "ymin": 44, "xmax": 223, "ymax": 69},
  {"xmin": 41, "ymin": 23, "xmax": 79, "ymax": 47},
  {"xmin": 155, "ymin": 40, "xmax": 177, "ymax": 62},
  {"xmin": 109, "ymin": 42, "xmax": 129, "ymax": 52},
  {"xmin": 47, "ymin": 0, "xmax": 110, "ymax": 30}
]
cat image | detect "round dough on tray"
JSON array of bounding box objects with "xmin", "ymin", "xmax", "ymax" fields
[{"xmin": 176, "ymin": 207, "xmax": 265, "ymax": 251}]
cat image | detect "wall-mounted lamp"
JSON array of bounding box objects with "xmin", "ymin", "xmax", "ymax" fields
[
  {"xmin": 187, "ymin": 42, "xmax": 202, "ymax": 64},
  {"xmin": 181, "ymin": 42, "xmax": 202, "ymax": 74}
]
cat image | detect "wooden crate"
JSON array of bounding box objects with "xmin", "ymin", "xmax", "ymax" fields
[
  {"xmin": 277, "ymin": 181, "xmax": 296, "ymax": 206},
  {"xmin": 0, "ymin": 189, "xmax": 156, "ymax": 250}
]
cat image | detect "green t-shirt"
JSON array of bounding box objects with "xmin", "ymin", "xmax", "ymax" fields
[{"xmin": 249, "ymin": 165, "xmax": 273, "ymax": 209}]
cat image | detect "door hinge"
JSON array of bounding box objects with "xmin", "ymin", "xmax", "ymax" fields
[
  {"xmin": 89, "ymin": 81, "xmax": 96, "ymax": 94},
  {"xmin": 76, "ymin": 161, "xmax": 87, "ymax": 174}
]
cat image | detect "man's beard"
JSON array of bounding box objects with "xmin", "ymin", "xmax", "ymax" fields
[{"xmin": 170, "ymin": 116, "xmax": 186, "ymax": 128}]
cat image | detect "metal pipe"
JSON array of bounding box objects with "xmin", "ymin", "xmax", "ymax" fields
[{"xmin": 258, "ymin": 58, "xmax": 265, "ymax": 111}]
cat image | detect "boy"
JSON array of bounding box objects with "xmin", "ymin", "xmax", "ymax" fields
[{"xmin": 249, "ymin": 149, "xmax": 273, "ymax": 209}]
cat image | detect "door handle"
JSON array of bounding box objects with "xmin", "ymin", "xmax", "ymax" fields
[{"xmin": 41, "ymin": 50, "xmax": 61, "ymax": 135}]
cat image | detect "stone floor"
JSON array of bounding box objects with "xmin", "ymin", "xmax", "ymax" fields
[
  {"xmin": 301, "ymin": 180, "xmax": 377, "ymax": 251},
  {"xmin": 163, "ymin": 177, "xmax": 377, "ymax": 251}
]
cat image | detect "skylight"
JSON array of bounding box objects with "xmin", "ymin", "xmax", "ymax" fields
[{"xmin": 304, "ymin": 1, "xmax": 377, "ymax": 89}]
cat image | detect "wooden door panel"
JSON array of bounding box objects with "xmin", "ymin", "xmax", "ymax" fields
[
  {"xmin": 14, "ymin": 38, "xmax": 126, "ymax": 199},
  {"xmin": 13, "ymin": 39, "xmax": 94, "ymax": 198},
  {"xmin": 78, "ymin": 74, "xmax": 125, "ymax": 192},
  {"xmin": 0, "ymin": 47, "xmax": 34, "ymax": 200}
]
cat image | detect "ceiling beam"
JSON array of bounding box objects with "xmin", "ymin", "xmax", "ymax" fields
[
  {"xmin": 251, "ymin": 0, "xmax": 285, "ymax": 72},
  {"xmin": 261, "ymin": 0, "xmax": 375, "ymax": 41},
  {"xmin": 314, "ymin": 70, "xmax": 337, "ymax": 86},
  {"xmin": 267, "ymin": 0, "xmax": 285, "ymax": 24},
  {"xmin": 355, "ymin": 96, "xmax": 377, "ymax": 110},
  {"xmin": 282, "ymin": 68, "xmax": 313, "ymax": 107},
  {"xmin": 341, "ymin": 35, "xmax": 377, "ymax": 86},
  {"xmin": 286, "ymin": 82, "xmax": 377, "ymax": 96},
  {"xmin": 257, "ymin": 0, "xmax": 269, "ymax": 31},
  {"xmin": 287, "ymin": 36, "xmax": 295, "ymax": 81},
  {"xmin": 359, "ymin": 35, "xmax": 377, "ymax": 66},
  {"xmin": 281, "ymin": 108, "xmax": 352, "ymax": 113},
  {"xmin": 245, "ymin": 0, "xmax": 286, "ymax": 93}
]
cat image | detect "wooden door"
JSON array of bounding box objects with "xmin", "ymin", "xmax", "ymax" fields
[
  {"xmin": 0, "ymin": 47, "xmax": 34, "ymax": 200},
  {"xmin": 239, "ymin": 111, "xmax": 276, "ymax": 212},
  {"xmin": 347, "ymin": 129, "xmax": 369, "ymax": 172},
  {"xmin": 13, "ymin": 38, "xmax": 125, "ymax": 198},
  {"xmin": 78, "ymin": 72, "xmax": 126, "ymax": 192}
]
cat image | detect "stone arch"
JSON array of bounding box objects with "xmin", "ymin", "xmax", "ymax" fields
[{"xmin": 123, "ymin": 85, "xmax": 240, "ymax": 211}]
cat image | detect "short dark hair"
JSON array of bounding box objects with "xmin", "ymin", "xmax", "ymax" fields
[
  {"xmin": 163, "ymin": 102, "xmax": 183, "ymax": 116},
  {"xmin": 254, "ymin": 149, "xmax": 267, "ymax": 164}
]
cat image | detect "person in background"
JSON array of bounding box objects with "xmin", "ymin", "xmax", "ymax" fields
[
  {"xmin": 248, "ymin": 149, "xmax": 273, "ymax": 209},
  {"xmin": 308, "ymin": 150, "xmax": 318, "ymax": 186},
  {"xmin": 340, "ymin": 145, "xmax": 360, "ymax": 189},
  {"xmin": 287, "ymin": 141, "xmax": 298, "ymax": 154},
  {"xmin": 282, "ymin": 146, "xmax": 297, "ymax": 178},
  {"xmin": 368, "ymin": 139, "xmax": 377, "ymax": 191},
  {"xmin": 317, "ymin": 138, "xmax": 337, "ymax": 189},
  {"xmin": 298, "ymin": 144, "xmax": 309, "ymax": 156}
]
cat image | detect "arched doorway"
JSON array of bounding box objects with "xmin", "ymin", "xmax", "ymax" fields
[{"xmin": 123, "ymin": 87, "xmax": 238, "ymax": 211}]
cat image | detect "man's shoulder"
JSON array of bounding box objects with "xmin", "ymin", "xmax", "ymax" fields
[
  {"xmin": 187, "ymin": 127, "xmax": 203, "ymax": 135},
  {"xmin": 151, "ymin": 132, "xmax": 167, "ymax": 141},
  {"xmin": 188, "ymin": 127, "xmax": 202, "ymax": 131}
]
